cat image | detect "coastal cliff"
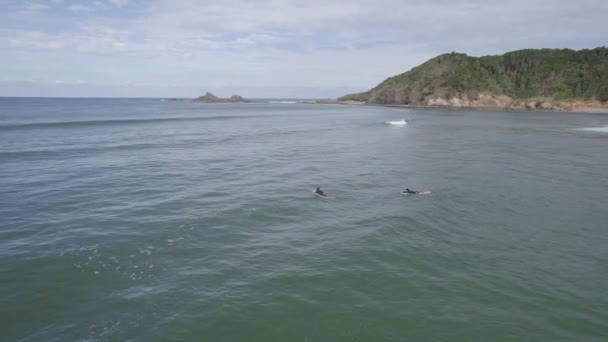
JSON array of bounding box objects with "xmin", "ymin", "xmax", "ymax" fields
[{"xmin": 340, "ymin": 47, "xmax": 608, "ymax": 111}]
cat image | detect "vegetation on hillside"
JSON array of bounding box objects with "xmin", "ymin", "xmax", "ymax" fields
[{"xmin": 341, "ymin": 47, "xmax": 608, "ymax": 105}]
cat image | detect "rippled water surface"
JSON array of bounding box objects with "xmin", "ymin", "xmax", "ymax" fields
[{"xmin": 1, "ymin": 98, "xmax": 608, "ymax": 341}]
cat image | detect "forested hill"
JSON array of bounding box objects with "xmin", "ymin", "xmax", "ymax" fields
[{"xmin": 340, "ymin": 47, "xmax": 608, "ymax": 108}]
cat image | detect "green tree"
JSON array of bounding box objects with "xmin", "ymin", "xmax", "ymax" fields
[
  {"xmin": 598, "ymin": 87, "xmax": 608, "ymax": 102},
  {"xmin": 341, "ymin": 47, "xmax": 608, "ymax": 105}
]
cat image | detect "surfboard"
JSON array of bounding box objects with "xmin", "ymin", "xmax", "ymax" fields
[
  {"xmin": 401, "ymin": 191, "xmax": 431, "ymax": 196},
  {"xmin": 313, "ymin": 191, "xmax": 334, "ymax": 199}
]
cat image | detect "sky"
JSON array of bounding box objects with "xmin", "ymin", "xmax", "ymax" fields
[{"xmin": 1, "ymin": 0, "xmax": 607, "ymax": 98}]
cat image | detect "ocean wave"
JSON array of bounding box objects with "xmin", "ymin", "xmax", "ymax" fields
[
  {"xmin": 385, "ymin": 120, "xmax": 407, "ymax": 126},
  {"xmin": 268, "ymin": 101, "xmax": 299, "ymax": 104},
  {"xmin": 576, "ymin": 125, "xmax": 608, "ymax": 133},
  {"xmin": 0, "ymin": 143, "xmax": 168, "ymax": 160},
  {"xmin": 0, "ymin": 115, "xmax": 257, "ymax": 131},
  {"xmin": 0, "ymin": 126, "xmax": 321, "ymax": 161}
]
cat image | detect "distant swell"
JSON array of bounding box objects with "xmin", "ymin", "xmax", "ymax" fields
[
  {"xmin": 0, "ymin": 126, "xmax": 320, "ymax": 160},
  {"xmin": 0, "ymin": 115, "xmax": 257, "ymax": 131},
  {"xmin": 576, "ymin": 125, "xmax": 608, "ymax": 133}
]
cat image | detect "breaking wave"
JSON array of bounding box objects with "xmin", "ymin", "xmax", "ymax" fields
[
  {"xmin": 384, "ymin": 120, "xmax": 407, "ymax": 126},
  {"xmin": 576, "ymin": 125, "xmax": 608, "ymax": 133}
]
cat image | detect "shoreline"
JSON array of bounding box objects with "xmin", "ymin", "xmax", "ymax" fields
[{"xmin": 314, "ymin": 99, "xmax": 608, "ymax": 114}]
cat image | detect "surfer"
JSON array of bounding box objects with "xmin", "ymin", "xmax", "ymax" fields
[
  {"xmin": 402, "ymin": 188, "xmax": 431, "ymax": 195},
  {"xmin": 314, "ymin": 187, "xmax": 326, "ymax": 196}
]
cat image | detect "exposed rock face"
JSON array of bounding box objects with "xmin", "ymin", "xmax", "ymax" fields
[
  {"xmin": 193, "ymin": 92, "xmax": 222, "ymax": 102},
  {"xmin": 540, "ymin": 102, "xmax": 554, "ymax": 110},
  {"xmin": 421, "ymin": 93, "xmax": 608, "ymax": 111},
  {"xmin": 229, "ymin": 94, "xmax": 251, "ymax": 102},
  {"xmin": 425, "ymin": 93, "xmax": 515, "ymax": 108}
]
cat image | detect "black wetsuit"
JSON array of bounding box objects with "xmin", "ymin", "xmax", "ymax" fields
[
  {"xmin": 404, "ymin": 189, "xmax": 418, "ymax": 194},
  {"xmin": 315, "ymin": 189, "xmax": 326, "ymax": 196}
]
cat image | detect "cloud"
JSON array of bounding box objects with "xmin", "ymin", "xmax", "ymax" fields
[
  {"xmin": 109, "ymin": 0, "xmax": 129, "ymax": 7},
  {"xmin": 70, "ymin": 1, "xmax": 106, "ymax": 12},
  {"xmin": 70, "ymin": 4, "xmax": 94, "ymax": 12},
  {"xmin": 2, "ymin": 0, "xmax": 608, "ymax": 97},
  {"xmin": 4, "ymin": 27, "xmax": 132, "ymax": 53},
  {"xmin": 23, "ymin": 2, "xmax": 49, "ymax": 11},
  {"xmin": 54, "ymin": 79, "xmax": 87, "ymax": 85},
  {"xmin": 125, "ymin": 0, "xmax": 608, "ymax": 67}
]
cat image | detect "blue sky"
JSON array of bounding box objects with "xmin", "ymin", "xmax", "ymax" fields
[{"xmin": 1, "ymin": 0, "xmax": 607, "ymax": 98}]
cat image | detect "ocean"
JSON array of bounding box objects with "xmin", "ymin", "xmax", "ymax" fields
[{"xmin": 1, "ymin": 97, "xmax": 607, "ymax": 341}]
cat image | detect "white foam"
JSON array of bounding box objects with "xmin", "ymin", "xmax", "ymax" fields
[
  {"xmin": 385, "ymin": 119, "xmax": 407, "ymax": 126},
  {"xmin": 269, "ymin": 101, "xmax": 298, "ymax": 104},
  {"xmin": 577, "ymin": 125, "xmax": 608, "ymax": 133}
]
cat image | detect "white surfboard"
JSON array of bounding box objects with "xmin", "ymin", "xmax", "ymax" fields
[
  {"xmin": 313, "ymin": 191, "xmax": 334, "ymax": 199},
  {"xmin": 401, "ymin": 191, "xmax": 431, "ymax": 196}
]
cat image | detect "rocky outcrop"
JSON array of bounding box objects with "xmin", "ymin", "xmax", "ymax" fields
[
  {"xmin": 193, "ymin": 92, "xmax": 222, "ymax": 102},
  {"xmin": 193, "ymin": 92, "xmax": 251, "ymax": 103},
  {"xmin": 425, "ymin": 93, "xmax": 515, "ymax": 109},
  {"xmin": 422, "ymin": 93, "xmax": 608, "ymax": 111},
  {"xmin": 228, "ymin": 94, "xmax": 251, "ymax": 102},
  {"xmin": 526, "ymin": 102, "xmax": 538, "ymax": 109}
]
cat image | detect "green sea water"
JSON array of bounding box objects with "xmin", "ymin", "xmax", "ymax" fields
[{"xmin": 1, "ymin": 98, "xmax": 607, "ymax": 341}]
